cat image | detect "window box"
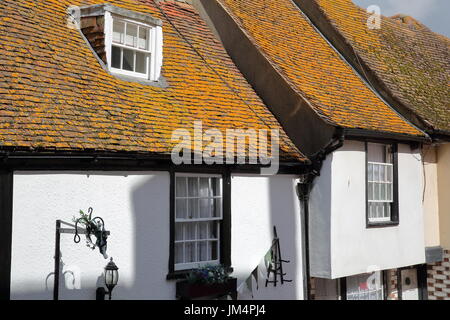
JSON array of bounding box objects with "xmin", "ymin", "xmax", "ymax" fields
[{"xmin": 176, "ymin": 277, "xmax": 237, "ymax": 300}]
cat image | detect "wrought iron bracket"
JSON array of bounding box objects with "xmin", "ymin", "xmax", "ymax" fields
[{"xmin": 53, "ymin": 219, "xmax": 110, "ymax": 300}]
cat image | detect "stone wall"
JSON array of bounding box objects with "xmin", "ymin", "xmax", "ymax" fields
[{"xmin": 80, "ymin": 16, "xmax": 106, "ymax": 63}]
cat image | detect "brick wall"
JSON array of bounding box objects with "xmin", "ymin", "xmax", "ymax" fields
[
  {"xmin": 80, "ymin": 16, "xmax": 106, "ymax": 63},
  {"xmin": 386, "ymin": 269, "xmax": 399, "ymax": 300},
  {"xmin": 427, "ymin": 250, "xmax": 450, "ymax": 300},
  {"xmin": 310, "ymin": 277, "xmax": 316, "ymax": 300}
]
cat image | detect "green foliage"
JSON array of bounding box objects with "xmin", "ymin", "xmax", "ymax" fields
[
  {"xmin": 186, "ymin": 265, "xmax": 231, "ymax": 285},
  {"xmin": 73, "ymin": 210, "xmax": 108, "ymax": 253}
]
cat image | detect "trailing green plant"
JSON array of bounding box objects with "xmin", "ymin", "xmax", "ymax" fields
[
  {"xmin": 186, "ymin": 265, "xmax": 231, "ymax": 285},
  {"xmin": 73, "ymin": 207, "xmax": 108, "ymax": 258}
]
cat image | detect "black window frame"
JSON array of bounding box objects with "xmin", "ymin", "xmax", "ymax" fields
[
  {"xmin": 167, "ymin": 168, "xmax": 232, "ymax": 280},
  {"xmin": 365, "ymin": 142, "xmax": 399, "ymax": 228}
]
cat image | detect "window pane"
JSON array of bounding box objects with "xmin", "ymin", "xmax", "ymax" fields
[
  {"xmin": 374, "ymin": 183, "xmax": 380, "ymax": 201},
  {"xmin": 176, "ymin": 177, "xmax": 187, "ymax": 197},
  {"xmin": 347, "ymin": 272, "xmax": 383, "ymax": 300},
  {"xmin": 387, "ymin": 165, "xmax": 392, "ymax": 182},
  {"xmin": 213, "ymin": 198, "xmax": 222, "ymax": 218},
  {"xmin": 113, "ymin": 20, "xmax": 125, "ymax": 44},
  {"xmin": 210, "ymin": 241, "xmax": 218, "ymax": 260},
  {"xmin": 386, "ymin": 203, "xmax": 391, "ymax": 218},
  {"xmin": 387, "ymin": 184, "xmax": 392, "ymax": 201},
  {"xmin": 380, "ymin": 183, "xmax": 386, "ymax": 201},
  {"xmin": 175, "ymin": 243, "xmax": 184, "ymax": 264},
  {"xmin": 209, "ymin": 222, "xmax": 218, "ymax": 239},
  {"xmin": 369, "ymin": 202, "xmax": 376, "ymax": 219},
  {"xmin": 198, "ymin": 222, "xmax": 208, "ymax": 240},
  {"xmin": 175, "ymin": 223, "xmax": 183, "ymax": 241},
  {"xmin": 176, "ymin": 199, "xmax": 187, "ymax": 219},
  {"xmin": 211, "ymin": 178, "xmax": 221, "ymax": 196},
  {"xmin": 198, "ymin": 241, "xmax": 208, "ymax": 262},
  {"xmin": 111, "ymin": 46, "xmax": 121, "ymax": 68},
  {"xmin": 382, "ymin": 203, "xmax": 388, "ymax": 218},
  {"xmin": 373, "ymin": 165, "xmax": 379, "ymax": 182},
  {"xmin": 368, "ymin": 163, "xmax": 373, "ymax": 181},
  {"xmin": 138, "ymin": 26, "xmax": 149, "ymax": 50},
  {"xmin": 199, "ymin": 178, "xmax": 210, "ymax": 197},
  {"xmin": 368, "ymin": 182, "xmax": 373, "ymax": 201},
  {"xmin": 185, "ymin": 242, "xmax": 195, "ymax": 263},
  {"xmin": 122, "ymin": 48, "xmax": 134, "ymax": 71},
  {"xmin": 199, "ymin": 198, "xmax": 212, "ymax": 218},
  {"xmin": 188, "ymin": 177, "xmax": 199, "ymax": 197},
  {"xmin": 125, "ymin": 23, "xmax": 138, "ymax": 47},
  {"xmin": 373, "ymin": 202, "xmax": 378, "ymax": 218},
  {"xmin": 185, "ymin": 223, "xmax": 196, "ymax": 240},
  {"xmin": 380, "ymin": 165, "xmax": 385, "ymax": 182},
  {"xmin": 188, "ymin": 198, "xmax": 198, "ymax": 219},
  {"xmin": 135, "ymin": 51, "xmax": 147, "ymax": 74}
]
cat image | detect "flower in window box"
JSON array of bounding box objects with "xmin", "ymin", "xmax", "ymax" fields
[{"xmin": 176, "ymin": 265, "xmax": 237, "ymax": 300}]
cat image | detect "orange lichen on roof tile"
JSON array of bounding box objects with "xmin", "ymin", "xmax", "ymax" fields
[
  {"xmin": 218, "ymin": 0, "xmax": 423, "ymax": 136},
  {"xmin": 315, "ymin": 0, "xmax": 450, "ymax": 133},
  {"xmin": 0, "ymin": 0, "xmax": 305, "ymax": 162}
]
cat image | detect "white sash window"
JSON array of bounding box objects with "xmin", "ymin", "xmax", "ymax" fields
[
  {"xmin": 104, "ymin": 12, "xmax": 163, "ymax": 81},
  {"xmin": 174, "ymin": 174, "xmax": 222, "ymax": 271},
  {"xmin": 367, "ymin": 143, "xmax": 395, "ymax": 224}
]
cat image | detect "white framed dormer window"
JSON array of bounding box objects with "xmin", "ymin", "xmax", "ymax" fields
[
  {"xmin": 104, "ymin": 12, "xmax": 163, "ymax": 81},
  {"xmin": 366, "ymin": 142, "xmax": 398, "ymax": 225},
  {"xmin": 174, "ymin": 174, "xmax": 223, "ymax": 271}
]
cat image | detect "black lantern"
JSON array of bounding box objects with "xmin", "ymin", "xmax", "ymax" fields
[{"xmin": 97, "ymin": 257, "xmax": 119, "ymax": 300}]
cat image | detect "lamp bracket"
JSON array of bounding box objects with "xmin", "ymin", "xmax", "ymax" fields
[{"xmin": 53, "ymin": 217, "xmax": 111, "ymax": 301}]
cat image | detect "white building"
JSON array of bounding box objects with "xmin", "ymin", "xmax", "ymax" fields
[
  {"xmin": 0, "ymin": 0, "xmax": 308, "ymax": 300},
  {"xmin": 0, "ymin": 0, "xmax": 434, "ymax": 301},
  {"xmin": 197, "ymin": 0, "xmax": 429, "ymax": 300}
]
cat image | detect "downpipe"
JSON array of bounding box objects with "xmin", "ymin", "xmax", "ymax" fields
[{"xmin": 297, "ymin": 130, "xmax": 344, "ymax": 300}]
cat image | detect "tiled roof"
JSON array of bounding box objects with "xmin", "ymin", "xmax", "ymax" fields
[
  {"xmin": 0, "ymin": 0, "xmax": 306, "ymax": 162},
  {"xmin": 218, "ymin": 0, "xmax": 424, "ymax": 137},
  {"xmin": 314, "ymin": 0, "xmax": 450, "ymax": 134}
]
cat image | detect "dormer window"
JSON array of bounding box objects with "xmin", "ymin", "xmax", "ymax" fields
[
  {"xmin": 110, "ymin": 17, "xmax": 152, "ymax": 78},
  {"xmin": 76, "ymin": 4, "xmax": 163, "ymax": 82}
]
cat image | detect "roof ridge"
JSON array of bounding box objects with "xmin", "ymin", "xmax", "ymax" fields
[{"xmin": 310, "ymin": 0, "xmax": 450, "ymax": 134}]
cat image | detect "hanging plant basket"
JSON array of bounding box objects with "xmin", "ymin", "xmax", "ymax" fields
[{"xmin": 73, "ymin": 207, "xmax": 109, "ymax": 258}]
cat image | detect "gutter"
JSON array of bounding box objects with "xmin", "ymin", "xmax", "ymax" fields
[
  {"xmin": 297, "ymin": 129, "xmax": 344, "ymax": 300},
  {"xmin": 343, "ymin": 128, "xmax": 430, "ymax": 144}
]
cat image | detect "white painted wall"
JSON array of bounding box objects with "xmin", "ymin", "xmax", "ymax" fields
[
  {"xmin": 310, "ymin": 140, "xmax": 426, "ymax": 279},
  {"xmin": 422, "ymin": 145, "xmax": 440, "ymax": 247},
  {"xmin": 10, "ymin": 171, "xmax": 303, "ymax": 300},
  {"xmin": 231, "ymin": 174, "xmax": 304, "ymax": 299},
  {"xmin": 11, "ymin": 171, "xmax": 172, "ymax": 300}
]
